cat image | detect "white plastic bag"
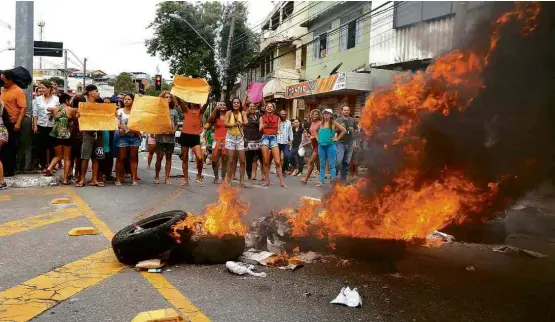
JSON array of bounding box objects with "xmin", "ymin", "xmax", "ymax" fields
[
  {"xmin": 330, "ymin": 287, "xmax": 362, "ymax": 308},
  {"xmin": 226, "ymin": 261, "xmax": 267, "ymax": 277}
]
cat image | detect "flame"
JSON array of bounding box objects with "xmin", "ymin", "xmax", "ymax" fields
[
  {"xmin": 285, "ymin": 3, "xmax": 541, "ymax": 243},
  {"xmin": 170, "ymin": 185, "xmax": 249, "ymax": 240}
]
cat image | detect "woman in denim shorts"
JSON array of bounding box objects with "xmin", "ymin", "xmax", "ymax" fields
[
  {"xmin": 259, "ymin": 102, "xmax": 286, "ymax": 188},
  {"xmin": 115, "ymin": 94, "xmax": 141, "ymax": 186}
]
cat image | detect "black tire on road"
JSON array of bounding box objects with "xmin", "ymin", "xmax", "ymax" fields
[
  {"xmin": 170, "ymin": 234, "xmax": 246, "ymax": 264},
  {"xmin": 111, "ymin": 210, "xmax": 189, "ymax": 265}
]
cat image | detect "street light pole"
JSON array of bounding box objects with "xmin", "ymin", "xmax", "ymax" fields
[
  {"xmin": 83, "ymin": 57, "xmax": 87, "ymax": 92},
  {"xmin": 63, "ymin": 50, "xmax": 68, "ymax": 92}
]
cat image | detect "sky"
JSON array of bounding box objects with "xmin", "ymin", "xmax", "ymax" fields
[{"xmin": 0, "ymin": 0, "xmax": 275, "ymax": 78}]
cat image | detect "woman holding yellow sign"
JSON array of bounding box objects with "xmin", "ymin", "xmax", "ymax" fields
[{"xmin": 176, "ymin": 98, "xmax": 207, "ymax": 187}]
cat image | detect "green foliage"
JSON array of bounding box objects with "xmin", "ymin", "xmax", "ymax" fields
[
  {"xmin": 146, "ymin": 1, "xmax": 258, "ymax": 100},
  {"xmin": 145, "ymin": 82, "xmax": 171, "ymax": 97},
  {"xmin": 114, "ymin": 72, "xmax": 136, "ymax": 94},
  {"xmin": 45, "ymin": 77, "xmax": 64, "ymax": 87}
]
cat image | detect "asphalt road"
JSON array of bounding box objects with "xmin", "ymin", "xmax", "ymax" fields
[{"xmin": 1, "ymin": 152, "xmax": 554, "ymax": 321}]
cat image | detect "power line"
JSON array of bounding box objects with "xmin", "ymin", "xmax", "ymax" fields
[
  {"xmin": 232, "ymin": 1, "xmax": 322, "ymax": 46},
  {"xmin": 226, "ymin": 1, "xmax": 398, "ymax": 76}
]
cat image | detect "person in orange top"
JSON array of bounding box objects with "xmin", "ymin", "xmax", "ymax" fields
[
  {"xmin": 207, "ymin": 101, "xmax": 228, "ymax": 184},
  {"xmin": 0, "ymin": 70, "xmax": 27, "ymax": 177},
  {"xmin": 176, "ymin": 97, "xmax": 208, "ymax": 187}
]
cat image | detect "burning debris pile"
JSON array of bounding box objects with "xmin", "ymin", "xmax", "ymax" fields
[
  {"xmin": 169, "ymin": 186, "xmax": 249, "ymax": 264},
  {"xmin": 284, "ymin": 2, "xmax": 555, "ymax": 244}
]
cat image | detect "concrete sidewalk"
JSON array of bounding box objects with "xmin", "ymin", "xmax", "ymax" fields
[{"xmin": 4, "ymin": 173, "xmax": 58, "ymax": 188}]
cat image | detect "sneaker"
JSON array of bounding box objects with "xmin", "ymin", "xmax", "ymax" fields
[{"xmin": 0, "ymin": 182, "xmax": 7, "ymax": 190}]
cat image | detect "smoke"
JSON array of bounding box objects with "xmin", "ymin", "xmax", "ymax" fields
[{"xmin": 360, "ymin": 2, "xmax": 555, "ymax": 222}]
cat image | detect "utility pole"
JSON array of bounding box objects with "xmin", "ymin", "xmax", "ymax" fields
[
  {"xmin": 63, "ymin": 50, "xmax": 68, "ymax": 92},
  {"xmin": 14, "ymin": 1, "xmax": 34, "ymax": 170},
  {"xmin": 221, "ymin": 4, "xmax": 236, "ymax": 101},
  {"xmin": 37, "ymin": 20, "xmax": 45, "ymax": 70},
  {"xmin": 83, "ymin": 57, "xmax": 87, "ymax": 92}
]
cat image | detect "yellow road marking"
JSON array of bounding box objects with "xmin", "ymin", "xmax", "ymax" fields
[
  {"xmin": 67, "ymin": 188, "xmax": 114, "ymax": 240},
  {"xmin": 0, "ymin": 208, "xmax": 82, "ymax": 238},
  {"xmin": 66, "ymin": 187, "xmax": 209, "ymax": 320},
  {"xmin": 0, "ymin": 195, "xmax": 12, "ymax": 201},
  {"xmin": 0, "ymin": 187, "xmax": 66, "ymax": 197},
  {"xmin": 0, "ymin": 248, "xmax": 125, "ymax": 322},
  {"xmin": 141, "ymin": 273, "xmax": 211, "ymax": 322}
]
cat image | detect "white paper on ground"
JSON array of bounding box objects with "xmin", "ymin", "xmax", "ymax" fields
[
  {"xmin": 330, "ymin": 287, "xmax": 362, "ymax": 308},
  {"xmin": 239, "ymin": 249, "xmax": 276, "ymax": 265},
  {"xmin": 226, "ymin": 261, "xmax": 267, "ymax": 277}
]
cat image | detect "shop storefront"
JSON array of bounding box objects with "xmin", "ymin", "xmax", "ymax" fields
[{"xmin": 285, "ymin": 72, "xmax": 372, "ymax": 119}]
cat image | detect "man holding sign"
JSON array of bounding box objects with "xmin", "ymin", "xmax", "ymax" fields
[{"xmin": 76, "ymin": 85, "xmax": 116, "ymax": 187}]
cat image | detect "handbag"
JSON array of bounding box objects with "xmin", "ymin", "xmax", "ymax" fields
[
  {"xmin": 298, "ymin": 146, "xmax": 306, "ymax": 157},
  {"xmin": 0, "ymin": 124, "xmax": 8, "ymax": 144}
]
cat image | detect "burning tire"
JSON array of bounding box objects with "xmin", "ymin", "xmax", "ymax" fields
[
  {"xmin": 111, "ymin": 210, "xmax": 190, "ymax": 265},
  {"xmin": 171, "ymin": 234, "xmax": 245, "ymax": 264}
]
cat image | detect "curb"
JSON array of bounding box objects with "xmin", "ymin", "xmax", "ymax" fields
[{"xmin": 5, "ymin": 175, "xmax": 59, "ymax": 188}]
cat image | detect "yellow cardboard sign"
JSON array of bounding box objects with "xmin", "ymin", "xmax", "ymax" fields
[
  {"xmin": 170, "ymin": 75, "xmax": 210, "ymax": 105},
  {"xmin": 78, "ymin": 102, "xmax": 117, "ymax": 131},
  {"xmin": 127, "ymin": 95, "xmax": 173, "ymax": 134}
]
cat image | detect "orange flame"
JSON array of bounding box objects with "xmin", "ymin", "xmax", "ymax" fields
[
  {"xmin": 285, "ymin": 3, "xmax": 541, "ymax": 243},
  {"xmin": 170, "ymin": 185, "xmax": 249, "ymax": 240}
]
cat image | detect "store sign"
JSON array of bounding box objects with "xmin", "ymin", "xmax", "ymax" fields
[{"xmin": 286, "ymin": 73, "xmax": 347, "ymax": 99}]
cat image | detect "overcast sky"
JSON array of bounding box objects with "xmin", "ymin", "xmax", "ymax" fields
[{"xmin": 0, "ymin": 0, "xmax": 274, "ymax": 78}]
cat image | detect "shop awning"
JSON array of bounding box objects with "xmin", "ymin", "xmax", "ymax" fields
[
  {"xmin": 285, "ymin": 72, "xmax": 372, "ymax": 99},
  {"xmin": 263, "ymin": 77, "xmax": 298, "ymax": 99}
]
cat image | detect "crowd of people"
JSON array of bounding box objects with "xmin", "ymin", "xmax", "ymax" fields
[{"xmin": 0, "ymin": 69, "xmax": 363, "ymax": 190}]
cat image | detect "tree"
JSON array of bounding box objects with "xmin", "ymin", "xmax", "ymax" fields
[
  {"xmin": 146, "ymin": 1, "xmax": 258, "ymax": 100},
  {"xmin": 46, "ymin": 76, "xmax": 64, "ymax": 87},
  {"xmin": 114, "ymin": 72, "xmax": 136, "ymax": 94}
]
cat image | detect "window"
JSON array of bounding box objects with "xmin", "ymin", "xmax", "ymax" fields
[
  {"xmin": 312, "ymin": 23, "xmax": 332, "ymax": 60},
  {"xmin": 394, "ymin": 1, "xmax": 455, "ymax": 28},
  {"xmin": 283, "ymin": 2, "xmax": 294, "ymax": 21},
  {"xmin": 340, "ymin": 20, "xmax": 358, "ymax": 51},
  {"xmin": 271, "ymin": 10, "xmax": 280, "ymax": 30}
]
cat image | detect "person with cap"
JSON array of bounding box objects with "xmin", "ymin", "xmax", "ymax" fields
[
  {"xmin": 335, "ymin": 105, "xmax": 358, "ymax": 181},
  {"xmin": 75, "ymin": 84, "xmax": 106, "ymax": 187},
  {"xmin": 315, "ymin": 108, "xmax": 346, "ymax": 187},
  {"xmin": 0, "ymin": 70, "xmax": 27, "ymax": 177}
]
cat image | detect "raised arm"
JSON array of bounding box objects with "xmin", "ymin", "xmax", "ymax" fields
[
  {"xmin": 207, "ymin": 107, "xmax": 219, "ymax": 124},
  {"xmin": 176, "ymin": 97, "xmax": 189, "ymax": 113},
  {"xmin": 259, "ymin": 115, "xmax": 264, "ymax": 132}
]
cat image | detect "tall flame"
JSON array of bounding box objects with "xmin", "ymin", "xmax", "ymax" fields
[
  {"xmin": 287, "ymin": 2, "xmax": 541, "ymax": 243},
  {"xmin": 170, "ymin": 185, "xmax": 249, "ymax": 240}
]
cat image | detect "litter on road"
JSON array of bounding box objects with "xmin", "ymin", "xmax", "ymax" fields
[
  {"xmin": 50, "ymin": 198, "xmax": 73, "ymax": 205},
  {"xmin": 147, "ymin": 268, "xmax": 163, "ymax": 273},
  {"xmin": 68, "ymin": 227, "xmax": 99, "ymax": 236},
  {"xmin": 466, "ymin": 266, "xmax": 475, "ymax": 272},
  {"xmin": 330, "ymin": 287, "xmax": 362, "ymax": 308},
  {"xmin": 136, "ymin": 259, "xmax": 165, "ymax": 270},
  {"xmin": 131, "ymin": 308, "xmax": 184, "ymax": 322},
  {"xmin": 226, "ymin": 261, "xmax": 267, "ymax": 277},
  {"xmin": 493, "ymin": 245, "xmax": 547, "ymax": 258},
  {"xmin": 425, "ymin": 231, "xmax": 455, "ymax": 246}
]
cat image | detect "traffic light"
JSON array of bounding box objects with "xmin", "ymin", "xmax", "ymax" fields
[{"xmin": 155, "ymin": 75, "xmax": 162, "ymax": 91}]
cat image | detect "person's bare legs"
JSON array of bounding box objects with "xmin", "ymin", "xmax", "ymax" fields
[
  {"xmin": 154, "ymin": 150, "xmax": 163, "ymax": 184},
  {"xmin": 252, "ymin": 156, "xmax": 258, "ymax": 180},
  {"xmin": 46, "ymin": 146, "xmax": 63, "ymax": 173},
  {"xmin": 129, "ymin": 147, "xmax": 139, "ymax": 184},
  {"xmin": 115, "ymin": 147, "xmax": 128, "ymax": 185},
  {"xmin": 261, "ymin": 145, "xmax": 271, "ymax": 186},
  {"xmin": 301, "ymin": 151, "xmax": 318, "ymax": 184},
  {"xmin": 271, "ymin": 146, "xmax": 286, "ymax": 187},
  {"xmin": 237, "ymin": 150, "xmax": 246, "ymax": 187},
  {"xmin": 0, "ymin": 158, "xmax": 4, "ymax": 184},
  {"xmin": 91, "ymin": 159, "xmax": 101, "ymax": 185},
  {"xmin": 78, "ymin": 159, "xmax": 88, "ymax": 186},
  {"xmin": 164, "ymin": 151, "xmax": 172, "ymax": 184},
  {"xmin": 181, "ymin": 146, "xmax": 190, "ymax": 186},
  {"xmin": 191, "ymin": 145, "xmax": 203, "ymax": 184},
  {"xmin": 226, "ymin": 150, "xmax": 237, "ymax": 184},
  {"xmin": 62, "ymin": 146, "xmax": 72, "ymax": 184},
  {"xmin": 147, "ymin": 144, "xmax": 156, "ymax": 169},
  {"xmin": 211, "ymin": 147, "xmax": 221, "ymax": 183}
]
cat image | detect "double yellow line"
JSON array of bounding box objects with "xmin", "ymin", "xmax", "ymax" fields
[{"xmin": 0, "ymin": 188, "xmax": 210, "ymax": 322}]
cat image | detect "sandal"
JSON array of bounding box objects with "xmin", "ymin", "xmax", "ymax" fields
[
  {"xmin": 115, "ymin": 181, "xmax": 122, "ymax": 186},
  {"xmin": 97, "ymin": 182, "xmax": 105, "ymax": 187},
  {"xmin": 42, "ymin": 169, "xmax": 53, "ymax": 176},
  {"xmin": 154, "ymin": 178, "xmax": 160, "ymax": 184},
  {"xmin": 261, "ymin": 181, "xmax": 269, "ymax": 187},
  {"xmin": 132, "ymin": 182, "xmax": 138, "ymax": 186},
  {"xmin": 165, "ymin": 179, "xmax": 171, "ymax": 184},
  {"xmin": 181, "ymin": 179, "xmax": 190, "ymax": 187},
  {"xmin": 300, "ymin": 177, "xmax": 308, "ymax": 184},
  {"xmin": 75, "ymin": 182, "xmax": 84, "ymax": 187},
  {"xmin": 196, "ymin": 179, "xmax": 205, "ymax": 187},
  {"xmin": 315, "ymin": 182, "xmax": 323, "ymax": 187}
]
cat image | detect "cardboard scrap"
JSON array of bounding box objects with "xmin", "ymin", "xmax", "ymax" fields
[
  {"xmin": 493, "ymin": 245, "xmax": 547, "ymax": 259},
  {"xmin": 131, "ymin": 308, "xmax": 184, "ymax": 322},
  {"xmin": 136, "ymin": 259, "xmax": 165, "ymax": 270},
  {"xmin": 68, "ymin": 227, "xmax": 99, "ymax": 236}
]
